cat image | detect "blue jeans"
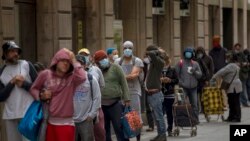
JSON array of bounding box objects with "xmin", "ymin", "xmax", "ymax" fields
[
  {"xmin": 102, "ymin": 101, "xmax": 126, "ymax": 141},
  {"xmin": 240, "ymin": 79, "xmax": 249, "ymax": 106},
  {"xmin": 147, "ymin": 92, "xmax": 166, "ymax": 135},
  {"xmin": 183, "ymin": 88, "xmax": 199, "ymax": 121}
]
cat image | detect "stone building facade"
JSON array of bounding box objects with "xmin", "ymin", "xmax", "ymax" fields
[{"xmin": 0, "ymin": 0, "xmax": 250, "ymax": 139}]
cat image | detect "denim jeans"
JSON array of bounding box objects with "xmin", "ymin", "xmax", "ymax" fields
[
  {"xmin": 240, "ymin": 79, "xmax": 250, "ymax": 106},
  {"xmin": 183, "ymin": 88, "xmax": 199, "ymax": 121},
  {"xmin": 145, "ymin": 92, "xmax": 155, "ymax": 129},
  {"xmin": 102, "ymin": 101, "xmax": 126, "ymax": 141},
  {"xmin": 147, "ymin": 92, "xmax": 166, "ymax": 135}
]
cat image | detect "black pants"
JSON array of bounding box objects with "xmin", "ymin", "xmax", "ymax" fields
[
  {"xmin": 145, "ymin": 92, "xmax": 154, "ymax": 129},
  {"xmin": 162, "ymin": 98, "xmax": 175, "ymax": 132},
  {"xmin": 227, "ymin": 92, "xmax": 241, "ymax": 121}
]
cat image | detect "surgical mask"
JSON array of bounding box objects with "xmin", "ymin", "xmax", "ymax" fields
[
  {"xmin": 197, "ymin": 53, "xmax": 203, "ymax": 59},
  {"xmin": 84, "ymin": 56, "xmax": 90, "ymax": 64},
  {"xmin": 99, "ymin": 58, "xmax": 110, "ymax": 69},
  {"xmin": 112, "ymin": 55, "xmax": 119, "ymax": 61},
  {"xmin": 184, "ymin": 52, "xmax": 192, "ymax": 59},
  {"xmin": 123, "ymin": 49, "xmax": 133, "ymax": 57}
]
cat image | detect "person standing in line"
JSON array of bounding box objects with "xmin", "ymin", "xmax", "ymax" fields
[
  {"xmin": 144, "ymin": 45, "xmax": 167, "ymax": 141},
  {"xmin": 232, "ymin": 43, "xmax": 250, "ymax": 107},
  {"xmin": 161, "ymin": 53, "xmax": 178, "ymax": 136},
  {"xmin": 211, "ymin": 53, "xmax": 242, "ymax": 122},
  {"xmin": 106, "ymin": 47, "xmax": 119, "ymax": 63},
  {"xmin": 175, "ymin": 47, "xmax": 202, "ymax": 123},
  {"xmin": 0, "ymin": 41, "xmax": 37, "ymax": 141},
  {"xmin": 142, "ymin": 55, "xmax": 155, "ymax": 132},
  {"xmin": 115, "ymin": 40, "xmax": 144, "ymax": 141},
  {"xmin": 73, "ymin": 55, "xmax": 101, "ymax": 141},
  {"xmin": 209, "ymin": 35, "xmax": 228, "ymax": 109},
  {"xmin": 78, "ymin": 48, "xmax": 106, "ymax": 141},
  {"xmin": 194, "ymin": 46, "xmax": 214, "ymax": 113},
  {"xmin": 30, "ymin": 48, "xmax": 86, "ymax": 141},
  {"xmin": 93, "ymin": 50, "xmax": 130, "ymax": 141}
]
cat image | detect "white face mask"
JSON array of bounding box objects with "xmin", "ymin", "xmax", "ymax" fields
[
  {"xmin": 143, "ymin": 57, "xmax": 150, "ymax": 64},
  {"xmin": 112, "ymin": 55, "xmax": 119, "ymax": 61}
]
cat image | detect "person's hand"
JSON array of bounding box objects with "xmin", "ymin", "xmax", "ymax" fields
[
  {"xmin": 86, "ymin": 116, "xmax": 93, "ymax": 122},
  {"xmin": 15, "ymin": 75, "xmax": 25, "ymax": 87},
  {"xmin": 161, "ymin": 77, "xmax": 171, "ymax": 83},
  {"xmin": 40, "ymin": 89, "xmax": 52, "ymax": 101},
  {"xmin": 124, "ymin": 101, "xmax": 130, "ymax": 107},
  {"xmin": 10, "ymin": 76, "xmax": 16, "ymax": 84},
  {"xmin": 190, "ymin": 68, "xmax": 195, "ymax": 73},
  {"xmin": 63, "ymin": 48, "xmax": 76, "ymax": 62}
]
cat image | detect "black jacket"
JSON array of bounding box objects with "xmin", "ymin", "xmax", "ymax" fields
[{"xmin": 161, "ymin": 66, "xmax": 178, "ymax": 96}]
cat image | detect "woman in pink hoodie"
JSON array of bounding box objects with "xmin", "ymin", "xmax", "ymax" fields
[{"xmin": 30, "ymin": 48, "xmax": 86, "ymax": 141}]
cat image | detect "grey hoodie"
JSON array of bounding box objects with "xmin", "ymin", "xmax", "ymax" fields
[{"xmin": 175, "ymin": 59, "xmax": 202, "ymax": 89}]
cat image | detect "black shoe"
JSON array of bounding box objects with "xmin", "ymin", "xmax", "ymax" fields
[
  {"xmin": 224, "ymin": 118, "xmax": 232, "ymax": 122},
  {"xmin": 146, "ymin": 127, "xmax": 154, "ymax": 132},
  {"xmin": 150, "ymin": 134, "xmax": 167, "ymax": 141},
  {"xmin": 231, "ymin": 119, "xmax": 241, "ymax": 122},
  {"xmin": 168, "ymin": 131, "xmax": 173, "ymax": 137}
]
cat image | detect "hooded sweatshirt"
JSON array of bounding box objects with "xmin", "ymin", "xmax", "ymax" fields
[{"xmin": 30, "ymin": 49, "xmax": 86, "ymax": 120}]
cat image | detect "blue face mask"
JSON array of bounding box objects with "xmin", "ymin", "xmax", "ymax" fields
[
  {"xmin": 185, "ymin": 52, "xmax": 192, "ymax": 59},
  {"xmin": 99, "ymin": 58, "xmax": 110, "ymax": 69},
  {"xmin": 123, "ymin": 49, "xmax": 133, "ymax": 57}
]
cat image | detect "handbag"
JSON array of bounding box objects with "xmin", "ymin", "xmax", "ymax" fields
[
  {"xmin": 121, "ymin": 106, "xmax": 142, "ymax": 139},
  {"xmin": 18, "ymin": 100, "xmax": 43, "ymax": 141},
  {"xmin": 220, "ymin": 70, "xmax": 237, "ymax": 91}
]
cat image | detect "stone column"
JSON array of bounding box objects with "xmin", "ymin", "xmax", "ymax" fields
[
  {"xmin": 196, "ymin": 0, "xmax": 205, "ymax": 48},
  {"xmin": 173, "ymin": 0, "xmax": 181, "ymax": 64},
  {"xmin": 219, "ymin": 0, "xmax": 223, "ymax": 46},
  {"xmin": 233, "ymin": 0, "xmax": 238, "ymax": 44},
  {"xmin": 204, "ymin": 0, "xmax": 210, "ymax": 51},
  {"xmin": 243, "ymin": 0, "xmax": 247, "ymax": 49},
  {"xmin": 120, "ymin": 0, "xmax": 152, "ymax": 58},
  {"xmin": 36, "ymin": 0, "xmax": 72, "ymax": 65}
]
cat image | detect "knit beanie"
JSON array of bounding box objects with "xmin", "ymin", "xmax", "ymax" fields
[
  {"xmin": 106, "ymin": 48, "xmax": 116, "ymax": 55},
  {"xmin": 94, "ymin": 50, "xmax": 108, "ymax": 63}
]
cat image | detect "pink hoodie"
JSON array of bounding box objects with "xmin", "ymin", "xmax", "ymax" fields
[{"xmin": 30, "ymin": 49, "xmax": 86, "ymax": 118}]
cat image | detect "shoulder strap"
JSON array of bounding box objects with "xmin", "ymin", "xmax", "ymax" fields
[
  {"xmin": 0, "ymin": 64, "xmax": 6, "ymax": 76},
  {"xmin": 119, "ymin": 56, "xmax": 136, "ymax": 66},
  {"xmin": 87, "ymin": 73, "xmax": 93, "ymax": 99},
  {"xmin": 229, "ymin": 70, "xmax": 237, "ymax": 85}
]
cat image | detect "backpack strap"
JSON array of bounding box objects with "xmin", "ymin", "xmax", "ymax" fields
[
  {"xmin": 87, "ymin": 73, "xmax": 93, "ymax": 99},
  {"xmin": 119, "ymin": 56, "xmax": 136, "ymax": 66},
  {"xmin": 0, "ymin": 64, "xmax": 6, "ymax": 76}
]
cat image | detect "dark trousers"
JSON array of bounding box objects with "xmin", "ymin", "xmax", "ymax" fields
[
  {"xmin": 227, "ymin": 93, "xmax": 241, "ymax": 121},
  {"xmin": 197, "ymin": 82, "xmax": 205, "ymax": 112},
  {"xmin": 162, "ymin": 98, "xmax": 175, "ymax": 132},
  {"xmin": 145, "ymin": 92, "xmax": 154, "ymax": 129},
  {"xmin": 102, "ymin": 101, "xmax": 126, "ymax": 141}
]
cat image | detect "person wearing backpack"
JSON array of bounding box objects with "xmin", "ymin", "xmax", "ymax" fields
[
  {"xmin": 73, "ymin": 55, "xmax": 101, "ymax": 141},
  {"xmin": 0, "ymin": 41, "xmax": 38, "ymax": 141},
  {"xmin": 78, "ymin": 48, "xmax": 106, "ymax": 141},
  {"xmin": 194, "ymin": 46, "xmax": 214, "ymax": 113},
  {"xmin": 114, "ymin": 40, "xmax": 144, "ymax": 141},
  {"xmin": 175, "ymin": 47, "xmax": 202, "ymax": 123}
]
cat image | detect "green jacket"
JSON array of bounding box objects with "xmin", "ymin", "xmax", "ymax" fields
[
  {"xmin": 101, "ymin": 64, "xmax": 130, "ymax": 101},
  {"xmin": 145, "ymin": 50, "xmax": 164, "ymax": 90}
]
